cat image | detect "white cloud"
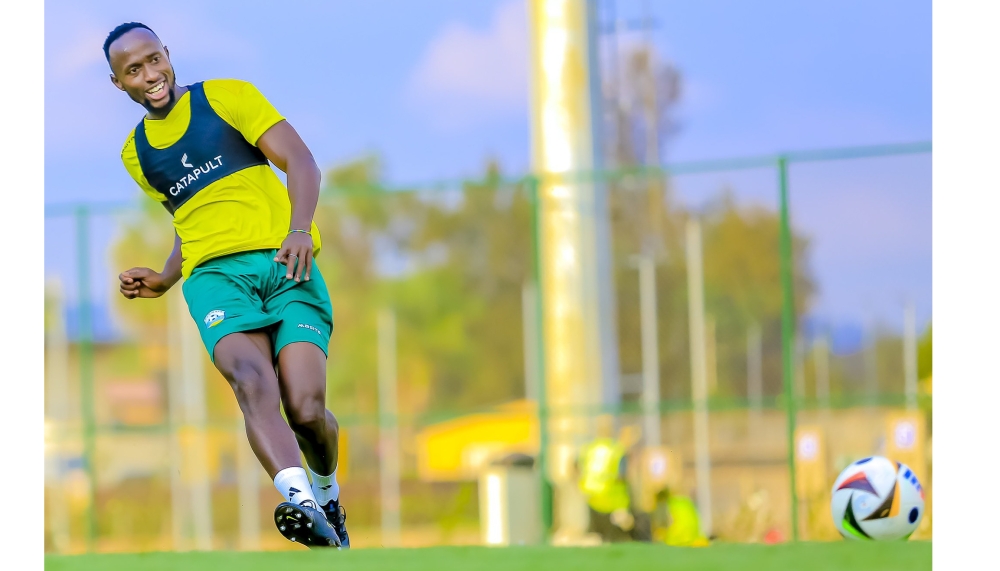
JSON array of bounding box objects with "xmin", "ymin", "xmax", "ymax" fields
[{"xmin": 406, "ymin": 0, "xmax": 529, "ymax": 128}]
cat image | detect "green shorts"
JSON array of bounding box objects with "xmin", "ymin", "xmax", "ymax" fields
[{"xmin": 181, "ymin": 249, "xmax": 333, "ymax": 363}]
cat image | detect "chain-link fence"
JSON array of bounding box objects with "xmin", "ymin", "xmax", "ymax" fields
[{"xmin": 43, "ymin": 142, "xmax": 931, "ymax": 553}]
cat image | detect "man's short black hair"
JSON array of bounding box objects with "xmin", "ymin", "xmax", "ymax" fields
[{"xmin": 103, "ymin": 22, "xmax": 158, "ymax": 64}]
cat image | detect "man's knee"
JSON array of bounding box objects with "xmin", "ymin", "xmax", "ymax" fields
[
  {"xmin": 286, "ymin": 393, "xmax": 330, "ymax": 434},
  {"xmin": 222, "ymin": 358, "xmax": 278, "ymax": 412}
]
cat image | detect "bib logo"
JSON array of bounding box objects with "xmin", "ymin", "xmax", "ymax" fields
[
  {"xmin": 204, "ymin": 309, "xmax": 226, "ymax": 328},
  {"xmin": 181, "ymin": 153, "xmax": 193, "ymax": 168},
  {"xmin": 170, "ymin": 154, "xmax": 224, "ymax": 196}
]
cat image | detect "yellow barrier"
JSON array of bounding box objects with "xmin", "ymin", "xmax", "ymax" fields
[{"xmin": 416, "ymin": 400, "xmax": 539, "ymax": 482}]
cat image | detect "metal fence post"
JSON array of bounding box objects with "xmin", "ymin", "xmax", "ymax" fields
[
  {"xmin": 778, "ymin": 156, "xmax": 800, "ymax": 542},
  {"xmin": 74, "ymin": 205, "xmax": 98, "ymax": 552},
  {"xmin": 528, "ymin": 175, "xmax": 552, "ymax": 539},
  {"xmin": 377, "ymin": 307, "xmax": 401, "ymax": 547}
]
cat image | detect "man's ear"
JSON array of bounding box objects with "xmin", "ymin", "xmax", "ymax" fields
[{"xmin": 110, "ymin": 73, "xmax": 125, "ymax": 91}]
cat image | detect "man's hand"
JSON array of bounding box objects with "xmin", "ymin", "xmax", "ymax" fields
[
  {"xmin": 258, "ymin": 120, "xmax": 321, "ymax": 282},
  {"xmin": 274, "ymin": 231, "xmax": 313, "ymax": 282},
  {"xmin": 119, "ymin": 267, "xmax": 172, "ymax": 299}
]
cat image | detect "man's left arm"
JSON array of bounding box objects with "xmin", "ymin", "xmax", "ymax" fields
[{"xmin": 257, "ymin": 120, "xmax": 321, "ymax": 282}]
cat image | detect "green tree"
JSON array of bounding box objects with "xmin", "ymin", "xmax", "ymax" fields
[
  {"xmin": 609, "ymin": 184, "xmax": 816, "ymax": 401},
  {"xmin": 317, "ymin": 159, "xmax": 535, "ymax": 415},
  {"xmin": 701, "ymin": 192, "xmax": 815, "ymax": 398}
]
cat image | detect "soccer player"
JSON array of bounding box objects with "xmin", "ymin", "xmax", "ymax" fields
[{"xmin": 106, "ymin": 22, "xmax": 349, "ymax": 549}]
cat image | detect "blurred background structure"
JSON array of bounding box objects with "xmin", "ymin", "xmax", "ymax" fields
[{"xmin": 44, "ymin": 0, "xmax": 931, "ymax": 553}]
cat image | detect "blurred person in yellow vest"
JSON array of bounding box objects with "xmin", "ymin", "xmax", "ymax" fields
[
  {"xmin": 651, "ymin": 488, "xmax": 710, "ymax": 547},
  {"xmin": 576, "ymin": 416, "xmax": 652, "ymax": 542}
]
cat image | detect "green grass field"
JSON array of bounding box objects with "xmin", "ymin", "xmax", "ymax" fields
[{"xmin": 46, "ymin": 542, "xmax": 931, "ymax": 571}]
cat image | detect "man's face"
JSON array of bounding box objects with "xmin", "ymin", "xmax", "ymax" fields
[{"xmin": 108, "ymin": 28, "xmax": 176, "ymax": 114}]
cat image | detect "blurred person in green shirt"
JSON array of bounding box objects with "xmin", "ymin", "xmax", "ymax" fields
[{"xmin": 576, "ymin": 418, "xmax": 652, "ymax": 543}]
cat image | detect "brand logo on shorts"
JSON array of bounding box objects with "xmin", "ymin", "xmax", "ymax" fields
[
  {"xmin": 204, "ymin": 310, "xmax": 226, "ymax": 328},
  {"xmin": 298, "ymin": 323, "xmax": 322, "ymax": 335}
]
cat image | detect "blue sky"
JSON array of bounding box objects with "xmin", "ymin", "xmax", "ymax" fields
[{"xmin": 44, "ymin": 0, "xmax": 931, "ymax": 345}]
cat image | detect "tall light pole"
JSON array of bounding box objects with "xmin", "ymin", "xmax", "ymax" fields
[{"xmin": 527, "ymin": 0, "xmax": 621, "ymax": 542}]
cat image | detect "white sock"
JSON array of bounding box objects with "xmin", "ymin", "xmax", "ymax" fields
[
  {"xmin": 274, "ymin": 467, "xmax": 318, "ymax": 506},
  {"xmin": 310, "ymin": 467, "xmax": 340, "ymax": 505}
]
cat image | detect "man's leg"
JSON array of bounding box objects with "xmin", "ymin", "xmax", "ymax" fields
[
  {"xmin": 630, "ymin": 509, "xmax": 653, "ymax": 542},
  {"xmin": 261, "ymin": 251, "xmax": 349, "ymax": 545},
  {"xmin": 181, "ymin": 256, "xmax": 302, "ymax": 479},
  {"xmin": 215, "ymin": 332, "xmax": 302, "ymax": 478},
  {"xmin": 276, "ymin": 342, "xmax": 339, "ymax": 474},
  {"xmin": 181, "ymin": 253, "xmax": 339, "ymax": 547},
  {"xmin": 213, "ymin": 331, "xmax": 340, "ymax": 548},
  {"xmin": 276, "ymin": 341, "xmax": 349, "ymax": 547}
]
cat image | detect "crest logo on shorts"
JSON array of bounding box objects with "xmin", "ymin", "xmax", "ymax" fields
[{"xmin": 204, "ymin": 309, "xmax": 226, "ymax": 328}]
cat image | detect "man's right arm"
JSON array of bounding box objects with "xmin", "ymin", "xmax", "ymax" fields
[
  {"xmin": 119, "ymin": 230, "xmax": 182, "ymax": 299},
  {"xmin": 160, "ymin": 231, "xmax": 183, "ymax": 289}
]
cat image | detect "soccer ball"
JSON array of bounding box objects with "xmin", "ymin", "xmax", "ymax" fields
[{"xmin": 830, "ymin": 456, "xmax": 925, "ymax": 541}]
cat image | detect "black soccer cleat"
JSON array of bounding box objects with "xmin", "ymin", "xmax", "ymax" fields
[
  {"xmin": 274, "ymin": 500, "xmax": 342, "ymax": 549},
  {"xmin": 321, "ymin": 499, "xmax": 351, "ymax": 549}
]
